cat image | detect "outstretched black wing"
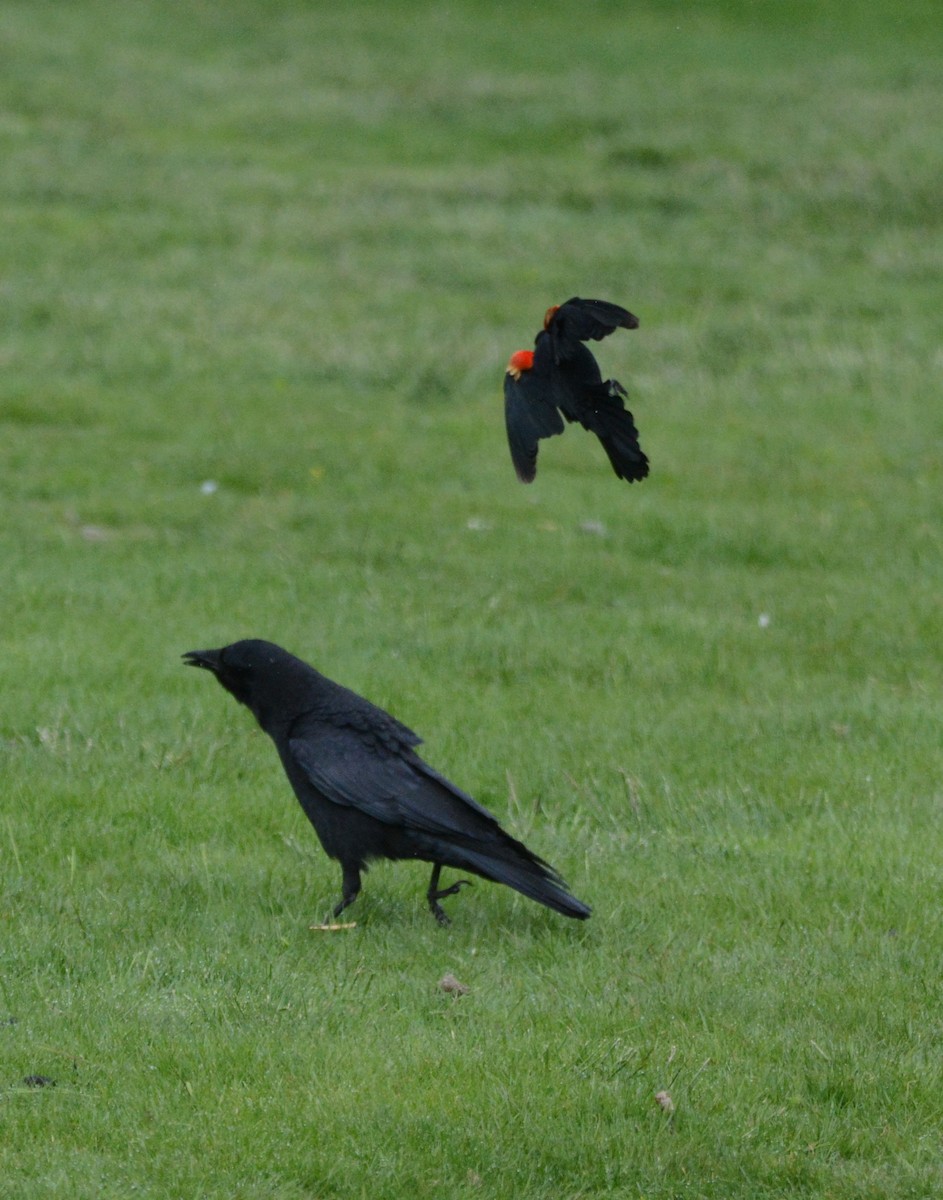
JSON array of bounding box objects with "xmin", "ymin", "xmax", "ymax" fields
[
  {"xmin": 503, "ymin": 369, "xmax": 565, "ymax": 483},
  {"xmin": 547, "ymin": 297, "xmax": 639, "ymax": 363}
]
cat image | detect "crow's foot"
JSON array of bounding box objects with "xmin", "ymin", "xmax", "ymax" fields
[{"xmin": 427, "ymin": 877, "xmax": 473, "ymax": 925}]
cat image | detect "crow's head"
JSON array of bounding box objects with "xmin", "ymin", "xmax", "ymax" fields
[{"xmin": 183, "ymin": 638, "xmax": 301, "ymax": 721}]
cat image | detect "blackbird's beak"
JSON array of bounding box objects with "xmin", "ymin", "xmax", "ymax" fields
[{"xmin": 183, "ymin": 648, "xmax": 222, "ymax": 672}]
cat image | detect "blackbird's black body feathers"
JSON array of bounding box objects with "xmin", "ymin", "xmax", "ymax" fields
[
  {"xmin": 185, "ymin": 639, "xmax": 591, "ymax": 925},
  {"xmin": 504, "ymin": 296, "xmax": 648, "ymax": 484}
]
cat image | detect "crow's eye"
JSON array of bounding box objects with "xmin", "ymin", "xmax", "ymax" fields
[{"xmin": 218, "ymin": 648, "xmax": 245, "ymax": 674}]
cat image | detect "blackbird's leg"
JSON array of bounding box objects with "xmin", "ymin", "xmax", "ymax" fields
[
  {"xmin": 427, "ymin": 863, "xmax": 473, "ymax": 926},
  {"xmin": 330, "ymin": 865, "xmax": 361, "ymax": 921}
]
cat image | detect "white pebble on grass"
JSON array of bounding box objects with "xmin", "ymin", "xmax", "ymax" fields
[{"xmin": 579, "ymin": 520, "xmax": 607, "ymax": 536}]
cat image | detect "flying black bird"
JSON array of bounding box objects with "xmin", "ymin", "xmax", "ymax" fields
[
  {"xmin": 504, "ymin": 296, "xmax": 649, "ymax": 484},
  {"xmin": 184, "ymin": 639, "xmax": 591, "ymax": 926}
]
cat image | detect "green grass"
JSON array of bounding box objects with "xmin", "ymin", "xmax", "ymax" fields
[{"xmin": 2, "ymin": 0, "xmax": 942, "ymax": 1194}]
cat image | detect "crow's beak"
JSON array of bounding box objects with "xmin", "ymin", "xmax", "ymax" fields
[{"xmin": 182, "ymin": 648, "xmax": 221, "ymax": 672}]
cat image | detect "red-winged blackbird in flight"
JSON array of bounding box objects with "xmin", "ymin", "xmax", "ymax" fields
[
  {"xmin": 504, "ymin": 297, "xmax": 649, "ymax": 484},
  {"xmin": 184, "ymin": 640, "xmax": 591, "ymax": 925}
]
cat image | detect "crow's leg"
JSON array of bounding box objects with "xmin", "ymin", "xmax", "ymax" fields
[
  {"xmin": 329, "ymin": 865, "xmax": 362, "ymax": 921},
  {"xmin": 427, "ymin": 863, "xmax": 473, "ymax": 926}
]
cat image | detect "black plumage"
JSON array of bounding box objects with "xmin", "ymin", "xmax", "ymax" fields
[
  {"xmin": 184, "ymin": 639, "xmax": 591, "ymax": 925},
  {"xmin": 543, "ymin": 297, "xmax": 640, "ymax": 363},
  {"xmin": 504, "ymin": 296, "xmax": 649, "ymax": 484}
]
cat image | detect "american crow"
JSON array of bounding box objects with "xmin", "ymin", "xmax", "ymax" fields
[
  {"xmin": 504, "ymin": 296, "xmax": 649, "ymax": 484},
  {"xmin": 184, "ymin": 639, "xmax": 591, "ymax": 925}
]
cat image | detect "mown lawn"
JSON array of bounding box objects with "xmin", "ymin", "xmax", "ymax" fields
[{"xmin": 2, "ymin": 1, "xmax": 942, "ymax": 1195}]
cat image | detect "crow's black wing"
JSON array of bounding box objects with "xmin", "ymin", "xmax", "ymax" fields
[
  {"xmin": 317, "ymin": 685, "xmax": 423, "ymax": 753},
  {"xmin": 288, "ymin": 720, "xmax": 502, "ymax": 839},
  {"xmin": 288, "ymin": 722, "xmax": 590, "ymax": 917},
  {"xmin": 503, "ymin": 369, "xmax": 565, "ymax": 483}
]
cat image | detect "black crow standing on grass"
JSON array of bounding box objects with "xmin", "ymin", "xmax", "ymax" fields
[
  {"xmin": 504, "ymin": 296, "xmax": 649, "ymax": 484},
  {"xmin": 184, "ymin": 639, "xmax": 591, "ymax": 925}
]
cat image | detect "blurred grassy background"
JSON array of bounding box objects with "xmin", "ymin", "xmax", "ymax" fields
[{"xmin": 2, "ymin": 1, "xmax": 942, "ymax": 1195}]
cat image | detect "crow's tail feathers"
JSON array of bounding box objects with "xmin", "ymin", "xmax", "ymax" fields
[{"xmin": 448, "ymin": 840, "xmax": 591, "ymax": 920}]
